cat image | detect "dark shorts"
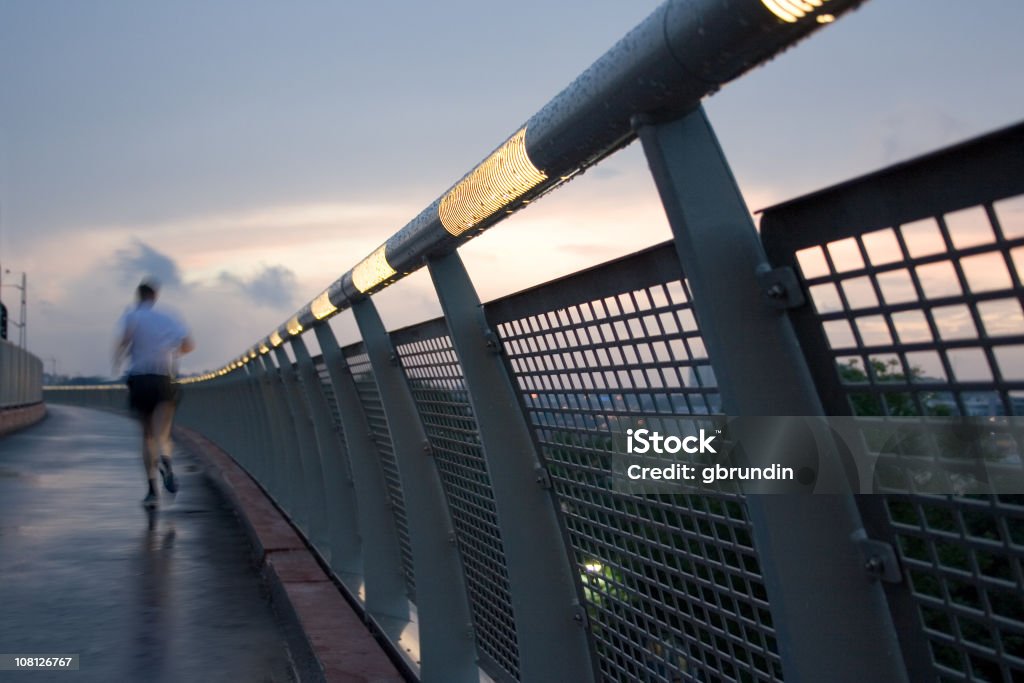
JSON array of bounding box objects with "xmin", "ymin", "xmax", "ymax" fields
[{"xmin": 127, "ymin": 374, "xmax": 180, "ymax": 418}]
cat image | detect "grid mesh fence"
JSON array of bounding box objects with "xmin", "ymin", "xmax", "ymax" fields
[
  {"xmin": 792, "ymin": 199, "xmax": 1024, "ymax": 420},
  {"xmin": 485, "ymin": 243, "xmax": 783, "ymax": 683},
  {"xmin": 342, "ymin": 341, "xmax": 416, "ymax": 598},
  {"xmin": 392, "ymin": 320, "xmax": 520, "ymax": 682},
  {"xmin": 313, "ymin": 356, "xmax": 344, "ymax": 434},
  {"xmin": 310, "ymin": 354, "xmax": 357, "ymax": 504},
  {"xmin": 761, "ymin": 123, "xmax": 1024, "ymax": 682}
]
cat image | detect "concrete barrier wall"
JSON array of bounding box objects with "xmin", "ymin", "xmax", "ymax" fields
[
  {"xmin": 0, "ymin": 341, "xmax": 45, "ymax": 435},
  {"xmin": 0, "ymin": 340, "xmax": 43, "ymax": 408},
  {"xmin": 43, "ymin": 386, "xmax": 128, "ymax": 412}
]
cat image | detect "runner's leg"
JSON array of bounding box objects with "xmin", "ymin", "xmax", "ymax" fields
[
  {"xmin": 152, "ymin": 401, "xmax": 175, "ymax": 462},
  {"xmin": 153, "ymin": 400, "xmax": 178, "ymax": 493},
  {"xmin": 142, "ymin": 413, "xmax": 160, "ymax": 506}
]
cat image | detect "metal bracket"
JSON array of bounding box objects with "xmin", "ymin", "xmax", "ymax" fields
[
  {"xmin": 756, "ymin": 263, "xmax": 806, "ymax": 310},
  {"xmin": 851, "ymin": 529, "xmax": 902, "ymax": 583},
  {"xmin": 571, "ymin": 603, "xmax": 590, "ymax": 629},
  {"xmin": 388, "ymin": 351, "xmax": 400, "ymax": 367},
  {"xmin": 483, "ymin": 328, "xmax": 502, "ymax": 354},
  {"xmin": 534, "ymin": 465, "xmax": 553, "ymax": 490}
]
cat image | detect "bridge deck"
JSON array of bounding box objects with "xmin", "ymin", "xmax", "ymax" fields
[{"xmin": 0, "ymin": 405, "xmax": 295, "ymax": 682}]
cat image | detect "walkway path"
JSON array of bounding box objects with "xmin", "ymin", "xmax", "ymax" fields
[{"xmin": 0, "ymin": 404, "xmax": 295, "ymax": 682}]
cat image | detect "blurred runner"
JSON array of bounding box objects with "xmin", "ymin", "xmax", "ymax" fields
[{"xmin": 114, "ymin": 278, "xmax": 195, "ymax": 508}]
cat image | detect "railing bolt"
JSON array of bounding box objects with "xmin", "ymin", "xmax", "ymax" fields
[
  {"xmin": 864, "ymin": 555, "xmax": 884, "ymax": 578},
  {"xmin": 766, "ymin": 282, "xmax": 786, "ymax": 299}
]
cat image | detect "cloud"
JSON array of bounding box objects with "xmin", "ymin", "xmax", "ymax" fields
[
  {"xmin": 218, "ymin": 265, "xmax": 298, "ymax": 308},
  {"xmin": 113, "ymin": 239, "xmax": 183, "ymax": 288}
]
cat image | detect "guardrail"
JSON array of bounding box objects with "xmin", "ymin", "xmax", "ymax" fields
[{"xmin": 44, "ymin": 1, "xmax": 1024, "ymax": 682}]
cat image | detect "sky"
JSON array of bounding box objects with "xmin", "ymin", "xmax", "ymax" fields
[{"xmin": 1, "ymin": 0, "xmax": 1023, "ymax": 378}]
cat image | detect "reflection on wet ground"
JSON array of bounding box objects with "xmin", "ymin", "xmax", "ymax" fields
[{"xmin": 0, "ymin": 405, "xmax": 295, "ymax": 682}]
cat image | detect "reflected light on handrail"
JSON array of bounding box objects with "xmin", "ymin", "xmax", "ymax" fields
[
  {"xmin": 438, "ymin": 127, "xmax": 547, "ymax": 237},
  {"xmin": 352, "ymin": 244, "xmax": 397, "ymax": 293},
  {"xmin": 311, "ymin": 289, "xmax": 337, "ymax": 320},
  {"xmin": 761, "ymin": 0, "xmax": 828, "ymax": 23}
]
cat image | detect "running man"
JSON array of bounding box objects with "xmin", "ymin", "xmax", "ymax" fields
[{"xmin": 113, "ymin": 278, "xmax": 195, "ymax": 508}]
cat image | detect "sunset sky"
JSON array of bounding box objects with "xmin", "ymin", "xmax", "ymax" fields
[{"xmin": 2, "ymin": 0, "xmax": 1023, "ymax": 377}]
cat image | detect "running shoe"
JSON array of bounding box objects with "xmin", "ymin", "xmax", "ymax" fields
[{"xmin": 159, "ymin": 457, "xmax": 178, "ymax": 494}]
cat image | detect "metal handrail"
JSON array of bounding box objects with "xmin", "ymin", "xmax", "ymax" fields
[{"xmin": 198, "ymin": 0, "xmax": 865, "ymax": 379}]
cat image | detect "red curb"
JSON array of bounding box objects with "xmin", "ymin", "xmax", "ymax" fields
[
  {"xmin": 268, "ymin": 550, "xmax": 331, "ymax": 584},
  {"xmin": 0, "ymin": 403, "xmax": 47, "ymax": 437},
  {"xmin": 175, "ymin": 427, "xmax": 405, "ymax": 683},
  {"xmin": 288, "ymin": 583, "xmax": 405, "ymax": 683}
]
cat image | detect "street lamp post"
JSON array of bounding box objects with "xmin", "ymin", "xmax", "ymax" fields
[{"xmin": 2, "ymin": 269, "xmax": 27, "ymax": 349}]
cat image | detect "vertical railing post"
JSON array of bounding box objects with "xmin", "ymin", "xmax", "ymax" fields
[
  {"xmin": 235, "ymin": 369, "xmax": 267, "ymax": 476},
  {"xmin": 351, "ymin": 298, "xmax": 478, "ymax": 683},
  {"xmin": 273, "ymin": 344, "xmax": 330, "ymax": 552},
  {"xmin": 428, "ymin": 251, "xmax": 598, "ymax": 683},
  {"xmin": 214, "ymin": 375, "xmax": 241, "ymax": 457},
  {"xmin": 290, "ymin": 334, "xmax": 363, "ymax": 577},
  {"xmin": 229, "ymin": 368, "xmax": 261, "ymax": 478},
  {"xmin": 243, "ymin": 364, "xmax": 275, "ymax": 486},
  {"xmin": 228, "ymin": 374, "xmax": 254, "ymax": 467},
  {"xmin": 253, "ymin": 356, "xmax": 288, "ymax": 504},
  {"xmin": 636, "ymin": 106, "xmax": 908, "ymax": 682},
  {"xmin": 258, "ymin": 353, "xmax": 309, "ymax": 530},
  {"xmin": 313, "ymin": 322, "xmax": 407, "ymax": 621}
]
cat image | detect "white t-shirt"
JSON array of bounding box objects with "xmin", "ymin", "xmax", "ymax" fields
[{"xmin": 117, "ymin": 301, "xmax": 190, "ymax": 377}]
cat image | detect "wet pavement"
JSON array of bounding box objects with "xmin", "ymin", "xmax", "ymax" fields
[{"xmin": 0, "ymin": 405, "xmax": 296, "ymax": 682}]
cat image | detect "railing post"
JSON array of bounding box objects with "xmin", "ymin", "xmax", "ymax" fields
[
  {"xmin": 273, "ymin": 344, "xmax": 330, "ymax": 552},
  {"xmin": 428, "ymin": 251, "xmax": 598, "ymax": 683},
  {"xmin": 636, "ymin": 106, "xmax": 908, "ymax": 682},
  {"xmin": 257, "ymin": 353, "xmax": 309, "ymax": 530},
  {"xmin": 251, "ymin": 356, "xmax": 287, "ymax": 503},
  {"xmin": 290, "ymin": 334, "xmax": 363, "ymax": 577},
  {"xmin": 351, "ymin": 298, "xmax": 478, "ymax": 683},
  {"xmin": 312, "ymin": 322, "xmax": 408, "ymax": 621},
  {"xmin": 232, "ymin": 367, "xmax": 266, "ymax": 480},
  {"xmin": 229, "ymin": 366, "xmax": 267, "ymax": 484}
]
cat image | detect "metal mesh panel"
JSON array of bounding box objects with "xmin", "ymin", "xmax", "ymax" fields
[
  {"xmin": 342, "ymin": 342, "xmax": 416, "ymax": 598},
  {"xmin": 885, "ymin": 494, "xmax": 1024, "ymax": 681},
  {"xmin": 486, "ymin": 243, "xmax": 782, "ymax": 683},
  {"xmin": 313, "ymin": 355, "xmax": 344, "ymax": 433},
  {"xmin": 793, "ymin": 200, "xmax": 1024, "ymax": 419},
  {"xmin": 761, "ymin": 123, "xmax": 1024, "ymax": 682},
  {"xmin": 392, "ymin": 319, "xmax": 520, "ymax": 682},
  {"xmin": 790, "ymin": 206, "xmax": 1024, "ymax": 680},
  {"xmin": 312, "ymin": 353, "xmax": 356, "ymax": 489}
]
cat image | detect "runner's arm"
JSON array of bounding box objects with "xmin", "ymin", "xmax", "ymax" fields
[{"xmin": 112, "ymin": 316, "xmax": 132, "ymax": 374}]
